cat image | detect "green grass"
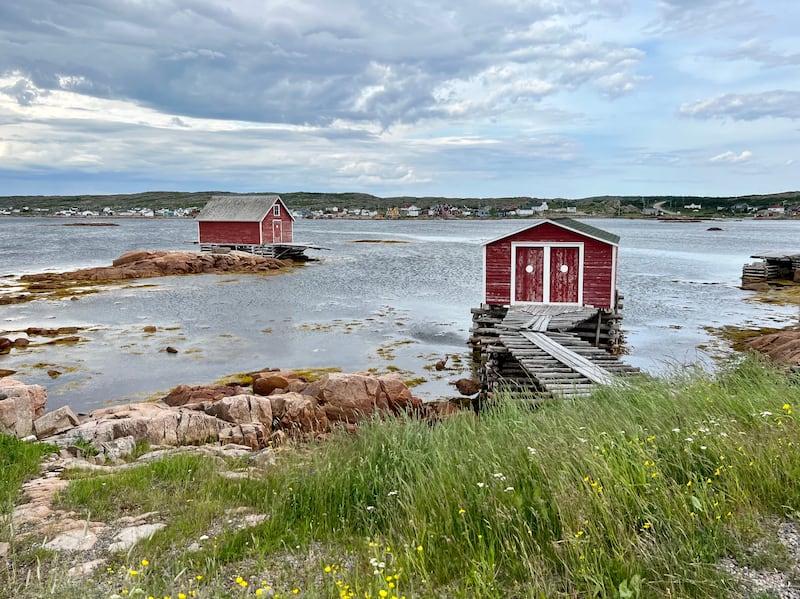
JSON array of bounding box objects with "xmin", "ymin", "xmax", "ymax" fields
[
  {"xmin": 0, "ymin": 434, "xmax": 56, "ymax": 518},
  {"xmin": 5, "ymin": 355, "xmax": 800, "ymax": 597}
]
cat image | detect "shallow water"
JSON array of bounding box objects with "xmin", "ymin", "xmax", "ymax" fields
[{"xmin": 0, "ymin": 216, "xmax": 798, "ymax": 412}]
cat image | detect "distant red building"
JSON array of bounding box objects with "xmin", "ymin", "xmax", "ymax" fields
[
  {"xmin": 197, "ymin": 195, "xmax": 294, "ymax": 246},
  {"xmin": 482, "ymin": 218, "xmax": 619, "ymax": 309}
]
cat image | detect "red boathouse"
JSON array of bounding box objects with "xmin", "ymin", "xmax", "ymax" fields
[
  {"xmin": 197, "ymin": 195, "xmax": 294, "ymax": 247},
  {"xmin": 482, "ymin": 218, "xmax": 619, "ymax": 309}
]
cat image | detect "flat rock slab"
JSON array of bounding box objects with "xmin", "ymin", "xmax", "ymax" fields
[
  {"xmin": 44, "ymin": 529, "xmax": 99, "ymax": 552},
  {"xmin": 108, "ymin": 523, "xmax": 166, "ymax": 553}
]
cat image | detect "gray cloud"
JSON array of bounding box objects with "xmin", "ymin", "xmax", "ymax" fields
[
  {"xmin": 718, "ymin": 38, "xmax": 800, "ymax": 68},
  {"xmin": 650, "ymin": 0, "xmax": 765, "ymax": 34},
  {"xmin": 1, "ymin": 76, "xmax": 43, "ymax": 105},
  {"xmin": 680, "ymin": 91, "xmax": 800, "ymax": 121},
  {"xmin": 0, "ymin": 0, "xmax": 645, "ymax": 127}
]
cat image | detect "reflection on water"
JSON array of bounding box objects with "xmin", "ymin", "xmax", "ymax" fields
[{"xmin": 0, "ymin": 217, "xmax": 798, "ymax": 412}]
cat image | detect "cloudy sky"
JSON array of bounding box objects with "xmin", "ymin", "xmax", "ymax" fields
[{"xmin": 1, "ymin": 0, "xmax": 797, "ymax": 198}]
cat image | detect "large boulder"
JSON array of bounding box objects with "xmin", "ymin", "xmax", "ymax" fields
[
  {"xmin": 219, "ymin": 423, "xmax": 268, "ymax": 450},
  {"xmin": 302, "ymin": 373, "xmax": 419, "ymax": 423},
  {"xmin": 304, "ymin": 373, "xmax": 388, "ymax": 423},
  {"xmin": 65, "ymin": 403, "xmax": 222, "ymax": 446},
  {"xmin": 0, "ymin": 377, "xmax": 48, "ymax": 437},
  {"xmin": 162, "ymin": 384, "xmax": 249, "ymax": 407},
  {"xmin": 34, "ymin": 406, "xmax": 80, "ymax": 438},
  {"xmin": 746, "ymin": 330, "xmax": 800, "ymax": 366},
  {"xmin": 269, "ymin": 393, "xmax": 329, "ymax": 436},
  {"xmin": 203, "ymin": 394, "xmax": 272, "ymax": 427}
]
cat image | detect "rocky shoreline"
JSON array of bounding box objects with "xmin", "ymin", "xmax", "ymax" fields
[{"xmin": 1, "ymin": 249, "xmax": 293, "ymax": 304}]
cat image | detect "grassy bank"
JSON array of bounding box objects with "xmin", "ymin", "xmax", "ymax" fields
[{"xmin": 4, "ymin": 355, "xmax": 800, "ymax": 598}]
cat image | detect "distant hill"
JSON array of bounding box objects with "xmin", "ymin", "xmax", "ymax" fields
[{"xmin": 0, "ymin": 190, "xmax": 798, "ymax": 216}]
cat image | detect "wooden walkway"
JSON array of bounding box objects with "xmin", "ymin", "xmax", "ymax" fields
[{"xmin": 491, "ymin": 305, "xmax": 638, "ymax": 399}]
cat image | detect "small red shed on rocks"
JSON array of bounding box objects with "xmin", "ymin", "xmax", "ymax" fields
[
  {"xmin": 482, "ymin": 218, "xmax": 619, "ymax": 309},
  {"xmin": 197, "ymin": 195, "xmax": 294, "ymax": 246}
]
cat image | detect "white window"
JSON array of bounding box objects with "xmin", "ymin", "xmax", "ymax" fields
[{"xmin": 273, "ymin": 204, "xmax": 280, "ymax": 216}]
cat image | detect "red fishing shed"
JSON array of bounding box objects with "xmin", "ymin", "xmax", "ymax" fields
[
  {"xmin": 482, "ymin": 218, "xmax": 619, "ymax": 309},
  {"xmin": 197, "ymin": 195, "xmax": 294, "ymax": 246}
]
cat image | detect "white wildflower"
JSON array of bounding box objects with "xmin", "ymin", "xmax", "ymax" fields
[
  {"xmin": 672, "ymin": 428, "xmax": 681, "ymax": 433},
  {"xmin": 527, "ymin": 446, "xmax": 537, "ymax": 456},
  {"xmin": 685, "ymin": 437, "xmax": 694, "ymax": 443},
  {"xmin": 387, "ymin": 490, "xmax": 398, "ymax": 497},
  {"xmin": 477, "ymin": 482, "xmax": 485, "ymax": 488},
  {"xmin": 366, "ymin": 505, "xmax": 376, "ymax": 512},
  {"xmin": 492, "ymin": 473, "xmax": 506, "ymax": 481},
  {"xmin": 504, "ymin": 486, "xmax": 514, "ymax": 492}
]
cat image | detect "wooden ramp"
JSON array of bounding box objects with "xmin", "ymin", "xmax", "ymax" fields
[{"xmin": 491, "ymin": 306, "xmax": 638, "ymax": 399}]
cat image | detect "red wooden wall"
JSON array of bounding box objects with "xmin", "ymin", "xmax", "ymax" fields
[
  {"xmin": 198, "ymin": 203, "xmax": 294, "ymax": 245},
  {"xmin": 199, "ymin": 221, "xmax": 261, "ymax": 245},
  {"xmin": 260, "ymin": 212, "xmax": 293, "ymax": 243},
  {"xmin": 484, "ymin": 222, "xmax": 616, "ymax": 309}
]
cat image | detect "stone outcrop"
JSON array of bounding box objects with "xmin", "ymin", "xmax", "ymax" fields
[
  {"xmin": 204, "ymin": 394, "xmax": 273, "ymax": 427},
  {"xmin": 302, "ymin": 372, "xmax": 419, "ymax": 424},
  {"xmin": 19, "ymin": 250, "xmax": 291, "ymax": 289},
  {"xmin": 0, "ymin": 377, "xmax": 48, "ymax": 437},
  {"xmin": 64, "ymin": 403, "xmax": 223, "ymax": 447},
  {"xmin": 746, "ymin": 330, "xmax": 800, "ymax": 366},
  {"xmin": 270, "ymin": 392, "xmax": 330, "ymax": 436},
  {"xmin": 162, "ymin": 383, "xmax": 249, "ymax": 407},
  {"xmin": 34, "ymin": 405, "xmax": 80, "ymax": 438},
  {"xmin": 5, "ymin": 370, "xmax": 464, "ymax": 456}
]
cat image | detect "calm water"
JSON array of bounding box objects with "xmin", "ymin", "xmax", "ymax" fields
[{"xmin": 0, "ymin": 217, "xmax": 798, "ymax": 412}]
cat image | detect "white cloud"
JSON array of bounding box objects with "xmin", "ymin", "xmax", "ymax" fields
[
  {"xmin": 710, "ymin": 150, "xmax": 752, "ymax": 163},
  {"xmin": 680, "ymin": 91, "xmax": 800, "ymax": 121}
]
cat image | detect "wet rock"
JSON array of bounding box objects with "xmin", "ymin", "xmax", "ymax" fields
[
  {"xmin": 13, "ymin": 337, "xmax": 30, "ymax": 348},
  {"xmin": 453, "ymin": 378, "xmax": 481, "ymax": 397},
  {"xmin": 742, "ymin": 282, "xmax": 772, "ymax": 291},
  {"xmin": 165, "ymin": 346, "xmax": 179, "ymax": 354},
  {"xmin": 19, "ymin": 251, "xmax": 290, "ymax": 291},
  {"xmin": 47, "ymin": 369, "xmax": 61, "ymax": 378},
  {"xmin": 162, "ymin": 383, "xmax": 249, "ymax": 407},
  {"xmin": 143, "ymin": 325, "xmax": 157, "ymax": 333},
  {"xmin": 746, "ymin": 330, "xmax": 800, "ymax": 366},
  {"xmin": 0, "ymin": 337, "xmax": 11, "ymax": 353},
  {"xmin": 34, "ymin": 405, "xmax": 80, "ymax": 438},
  {"xmin": 253, "ymin": 374, "xmax": 291, "ymax": 396}
]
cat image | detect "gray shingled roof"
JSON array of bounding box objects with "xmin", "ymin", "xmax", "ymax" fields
[
  {"xmin": 197, "ymin": 195, "xmax": 286, "ymax": 222},
  {"xmin": 482, "ymin": 218, "xmax": 619, "ymax": 246},
  {"xmin": 551, "ymin": 218, "xmax": 620, "ymax": 245}
]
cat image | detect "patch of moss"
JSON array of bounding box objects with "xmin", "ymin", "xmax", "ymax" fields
[
  {"xmin": 348, "ymin": 239, "xmax": 410, "ymax": 244},
  {"xmin": 704, "ymin": 325, "xmax": 796, "ymax": 352},
  {"xmin": 290, "ymin": 367, "xmax": 343, "ymax": 381}
]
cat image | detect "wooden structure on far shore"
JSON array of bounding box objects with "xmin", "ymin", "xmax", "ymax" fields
[
  {"xmin": 197, "ymin": 195, "xmax": 324, "ymax": 260},
  {"xmin": 742, "ymin": 251, "xmax": 800, "ymax": 286},
  {"xmin": 470, "ymin": 219, "xmax": 637, "ymax": 400}
]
